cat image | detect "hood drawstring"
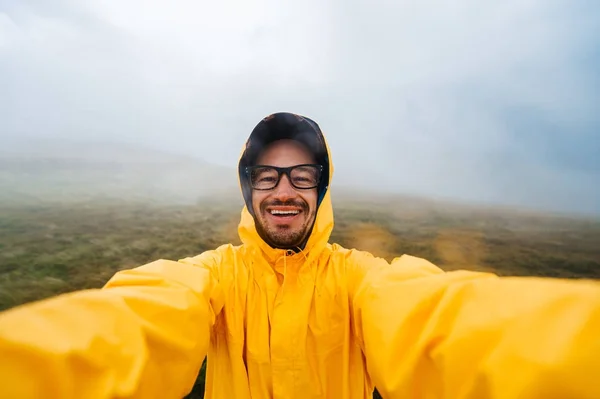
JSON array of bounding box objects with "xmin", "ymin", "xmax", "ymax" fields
[
  {"xmin": 275, "ymin": 247, "xmax": 320, "ymax": 297},
  {"xmin": 282, "ymin": 250, "xmax": 288, "ymax": 296},
  {"xmin": 294, "ymin": 246, "xmax": 321, "ymax": 297}
]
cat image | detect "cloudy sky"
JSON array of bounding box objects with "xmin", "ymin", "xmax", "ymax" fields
[{"xmin": 1, "ymin": 0, "xmax": 599, "ymax": 214}]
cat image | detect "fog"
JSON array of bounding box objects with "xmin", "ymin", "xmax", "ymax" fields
[{"xmin": 1, "ymin": 0, "xmax": 599, "ymax": 214}]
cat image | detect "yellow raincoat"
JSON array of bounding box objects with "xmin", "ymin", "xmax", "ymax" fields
[{"xmin": 1, "ymin": 113, "xmax": 600, "ymax": 399}]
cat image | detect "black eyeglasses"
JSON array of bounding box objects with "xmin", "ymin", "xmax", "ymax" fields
[{"xmin": 246, "ymin": 164, "xmax": 323, "ymax": 190}]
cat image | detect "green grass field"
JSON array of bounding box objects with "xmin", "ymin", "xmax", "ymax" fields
[
  {"xmin": 1, "ymin": 197, "xmax": 599, "ymax": 398},
  {"xmin": 3, "ymin": 197, "xmax": 598, "ymax": 312}
]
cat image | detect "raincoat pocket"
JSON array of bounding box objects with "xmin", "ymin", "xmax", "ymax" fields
[{"xmin": 308, "ymin": 289, "xmax": 347, "ymax": 355}]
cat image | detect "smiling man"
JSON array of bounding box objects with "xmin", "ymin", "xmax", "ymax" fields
[
  {"xmin": 248, "ymin": 139, "xmax": 320, "ymax": 249},
  {"xmin": 1, "ymin": 112, "xmax": 600, "ymax": 399}
]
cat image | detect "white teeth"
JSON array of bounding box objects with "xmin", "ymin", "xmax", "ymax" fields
[{"xmin": 270, "ymin": 210, "xmax": 300, "ymax": 215}]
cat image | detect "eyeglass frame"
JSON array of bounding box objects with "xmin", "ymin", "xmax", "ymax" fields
[{"xmin": 245, "ymin": 164, "xmax": 324, "ymax": 191}]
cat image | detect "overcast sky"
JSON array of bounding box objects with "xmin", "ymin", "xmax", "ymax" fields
[{"xmin": 1, "ymin": 0, "xmax": 599, "ymax": 215}]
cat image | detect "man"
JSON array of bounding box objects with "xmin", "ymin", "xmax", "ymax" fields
[{"xmin": 0, "ymin": 112, "xmax": 599, "ymax": 399}]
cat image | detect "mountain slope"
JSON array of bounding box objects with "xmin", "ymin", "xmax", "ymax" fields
[{"xmin": 0, "ymin": 138, "xmax": 239, "ymax": 204}]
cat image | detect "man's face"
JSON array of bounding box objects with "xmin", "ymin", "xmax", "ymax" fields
[{"xmin": 251, "ymin": 139, "xmax": 319, "ymax": 249}]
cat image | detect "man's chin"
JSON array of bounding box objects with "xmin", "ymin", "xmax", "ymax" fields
[
  {"xmin": 254, "ymin": 215, "xmax": 311, "ymax": 249},
  {"xmin": 265, "ymin": 229, "xmax": 307, "ymax": 249}
]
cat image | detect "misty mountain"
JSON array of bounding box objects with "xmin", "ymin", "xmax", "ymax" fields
[{"xmin": 0, "ymin": 138, "xmax": 240, "ymax": 205}]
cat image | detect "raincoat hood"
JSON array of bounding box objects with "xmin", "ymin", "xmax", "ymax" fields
[{"xmin": 237, "ymin": 112, "xmax": 334, "ymax": 260}]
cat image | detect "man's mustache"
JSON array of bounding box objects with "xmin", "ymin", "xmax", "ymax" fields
[{"xmin": 261, "ymin": 199, "xmax": 309, "ymax": 212}]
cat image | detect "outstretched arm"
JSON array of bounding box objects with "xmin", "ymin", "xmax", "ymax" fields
[
  {"xmin": 349, "ymin": 253, "xmax": 600, "ymax": 399},
  {"xmin": 0, "ymin": 255, "xmax": 224, "ymax": 399}
]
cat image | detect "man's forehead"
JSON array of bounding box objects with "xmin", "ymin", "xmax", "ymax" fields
[{"xmin": 256, "ymin": 139, "xmax": 316, "ymax": 164}]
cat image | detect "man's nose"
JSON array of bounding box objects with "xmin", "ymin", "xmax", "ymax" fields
[{"xmin": 273, "ymin": 174, "xmax": 297, "ymax": 200}]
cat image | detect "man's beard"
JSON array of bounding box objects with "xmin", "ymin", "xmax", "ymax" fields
[{"xmin": 255, "ymin": 199, "xmax": 316, "ymax": 249}]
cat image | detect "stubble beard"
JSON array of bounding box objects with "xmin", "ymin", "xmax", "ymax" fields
[{"xmin": 255, "ymin": 205, "xmax": 316, "ymax": 249}]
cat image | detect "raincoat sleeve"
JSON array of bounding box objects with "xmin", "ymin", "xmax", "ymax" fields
[
  {"xmin": 0, "ymin": 251, "xmax": 225, "ymax": 399},
  {"xmin": 348, "ymin": 252, "xmax": 600, "ymax": 399}
]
